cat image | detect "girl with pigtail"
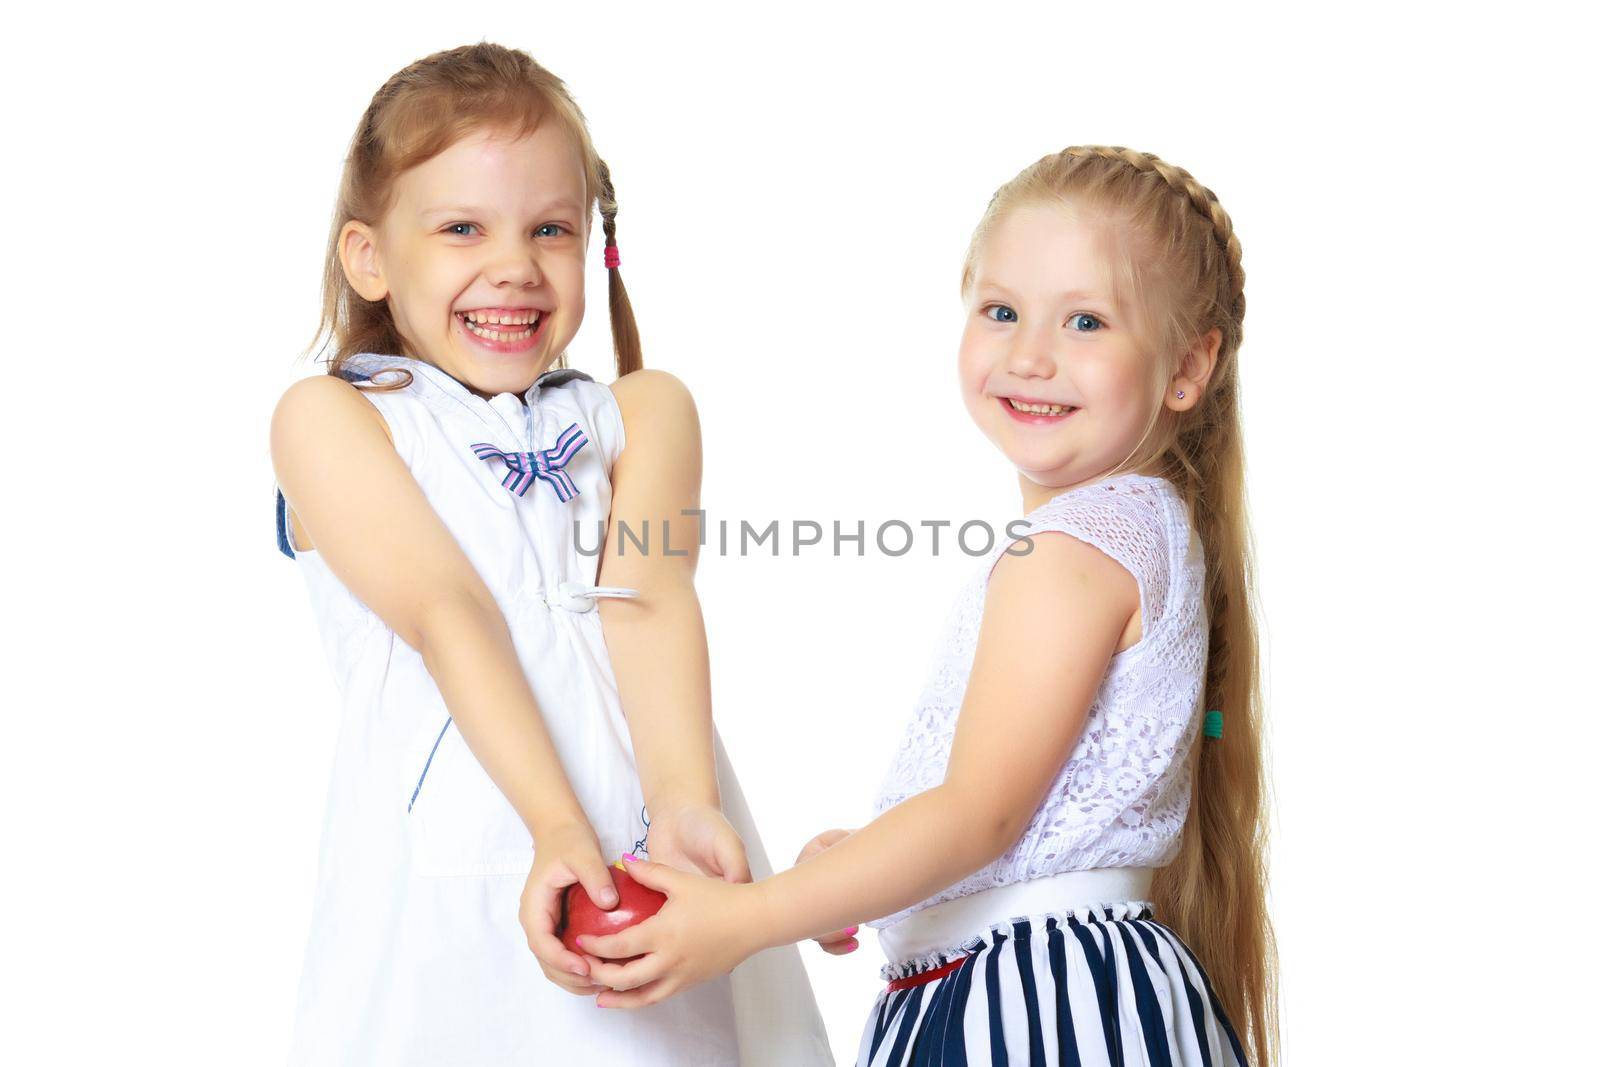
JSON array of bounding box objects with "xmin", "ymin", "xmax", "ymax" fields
[
  {"xmin": 578, "ymin": 146, "xmax": 1281, "ymax": 1066},
  {"xmin": 271, "ymin": 42, "xmax": 831, "ymax": 1065}
]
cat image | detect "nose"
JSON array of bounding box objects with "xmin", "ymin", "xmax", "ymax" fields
[
  {"xmin": 1004, "ymin": 331, "xmax": 1056, "ymax": 379},
  {"xmin": 484, "ymin": 239, "xmax": 543, "ymax": 290}
]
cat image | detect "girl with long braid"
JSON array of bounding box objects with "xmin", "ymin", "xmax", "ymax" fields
[
  {"xmin": 579, "ymin": 146, "xmax": 1281, "ymax": 1066},
  {"xmin": 269, "ymin": 42, "xmax": 831, "ymax": 1065}
]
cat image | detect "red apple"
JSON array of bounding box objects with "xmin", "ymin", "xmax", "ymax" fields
[{"xmin": 557, "ymin": 859, "xmax": 667, "ymax": 963}]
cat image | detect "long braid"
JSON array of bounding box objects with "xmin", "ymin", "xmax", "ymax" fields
[{"xmin": 596, "ymin": 157, "xmax": 643, "ymax": 375}]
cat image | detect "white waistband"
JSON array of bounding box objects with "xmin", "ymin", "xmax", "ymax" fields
[{"xmin": 878, "ymin": 867, "xmax": 1157, "ymax": 969}]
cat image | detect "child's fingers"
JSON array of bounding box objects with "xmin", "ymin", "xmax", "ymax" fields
[
  {"xmin": 816, "ymin": 924, "xmax": 859, "ymax": 944},
  {"xmin": 574, "ymin": 857, "xmax": 620, "ymax": 911},
  {"xmin": 597, "ymin": 977, "xmax": 672, "ymax": 1010},
  {"xmin": 816, "ymin": 926, "xmax": 860, "ymax": 954},
  {"xmin": 538, "ymin": 959, "xmax": 608, "ymax": 996},
  {"xmin": 526, "ymin": 923, "xmax": 592, "ymax": 978},
  {"xmin": 578, "ymin": 951, "xmax": 613, "ymax": 977},
  {"xmin": 614, "ymin": 856, "xmax": 677, "ymax": 895},
  {"xmin": 520, "ymin": 877, "xmax": 592, "ymax": 977},
  {"xmin": 794, "ymin": 837, "xmax": 825, "ymax": 865},
  {"xmin": 576, "ymin": 921, "xmax": 649, "ymax": 962},
  {"xmin": 795, "ymin": 828, "xmax": 852, "ymax": 865},
  {"xmin": 584, "ymin": 950, "xmax": 664, "ymax": 993},
  {"xmin": 526, "ymin": 864, "xmax": 576, "ymax": 931},
  {"xmin": 713, "ymin": 831, "xmax": 753, "ymax": 884}
]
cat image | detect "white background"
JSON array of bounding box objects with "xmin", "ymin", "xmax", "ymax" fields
[{"xmin": 3, "ymin": 1, "xmax": 1593, "ymax": 1063}]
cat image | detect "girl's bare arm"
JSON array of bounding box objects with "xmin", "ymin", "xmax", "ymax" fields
[
  {"xmin": 269, "ymin": 374, "xmax": 591, "ymax": 839},
  {"xmin": 594, "ymin": 370, "xmax": 720, "ymax": 814}
]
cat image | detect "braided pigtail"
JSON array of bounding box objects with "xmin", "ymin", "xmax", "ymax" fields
[{"xmin": 596, "ymin": 157, "xmax": 643, "ymax": 376}]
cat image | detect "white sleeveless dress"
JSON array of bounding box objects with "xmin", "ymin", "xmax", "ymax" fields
[{"xmin": 274, "ymin": 352, "xmax": 833, "ymax": 1066}]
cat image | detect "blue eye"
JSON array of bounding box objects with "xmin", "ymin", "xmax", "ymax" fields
[
  {"xmin": 445, "ymin": 222, "xmax": 478, "ymax": 237},
  {"xmin": 1068, "ymin": 313, "xmax": 1103, "ymax": 331},
  {"xmin": 984, "ymin": 305, "xmax": 1018, "ymax": 323},
  {"xmin": 535, "ymin": 223, "xmax": 568, "ymax": 238}
]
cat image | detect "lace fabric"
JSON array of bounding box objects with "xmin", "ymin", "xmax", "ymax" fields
[{"xmin": 866, "ymin": 473, "xmax": 1209, "ymax": 930}]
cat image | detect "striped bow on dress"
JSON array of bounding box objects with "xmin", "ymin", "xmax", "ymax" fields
[{"xmin": 470, "ymin": 422, "xmax": 588, "ymax": 501}]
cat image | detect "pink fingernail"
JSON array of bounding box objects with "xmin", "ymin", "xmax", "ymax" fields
[
  {"xmin": 845, "ymin": 926, "xmax": 859, "ymax": 936},
  {"xmin": 622, "ymin": 853, "xmax": 639, "ymax": 862}
]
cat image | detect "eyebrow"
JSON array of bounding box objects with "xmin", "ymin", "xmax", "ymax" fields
[
  {"xmin": 974, "ymin": 281, "xmax": 1111, "ymax": 305},
  {"xmin": 418, "ymin": 200, "xmax": 584, "ymax": 220}
]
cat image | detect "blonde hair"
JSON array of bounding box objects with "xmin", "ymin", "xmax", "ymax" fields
[
  {"xmin": 303, "ymin": 41, "xmax": 642, "ymax": 390},
  {"xmin": 962, "ymin": 146, "xmax": 1280, "ymax": 1065}
]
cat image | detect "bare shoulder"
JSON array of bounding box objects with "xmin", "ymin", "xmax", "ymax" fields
[
  {"xmin": 607, "ymin": 369, "xmax": 699, "ymax": 457},
  {"xmin": 270, "ymin": 375, "xmax": 396, "ymax": 552},
  {"xmin": 608, "ymin": 368, "xmax": 697, "ymax": 429},
  {"xmin": 271, "ymin": 374, "xmax": 394, "ymax": 449},
  {"xmin": 988, "ymin": 530, "xmax": 1141, "ymax": 648}
]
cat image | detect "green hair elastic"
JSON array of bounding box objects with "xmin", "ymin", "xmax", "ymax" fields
[{"xmin": 1203, "ymin": 709, "xmax": 1223, "ymax": 739}]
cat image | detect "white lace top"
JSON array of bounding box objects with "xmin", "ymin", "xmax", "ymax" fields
[{"xmin": 865, "ymin": 471, "xmax": 1209, "ymax": 930}]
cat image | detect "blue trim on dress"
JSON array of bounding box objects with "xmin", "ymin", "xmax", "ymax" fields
[
  {"xmin": 408, "ymin": 717, "xmax": 454, "ymax": 812},
  {"xmin": 275, "ymin": 488, "xmax": 296, "ymax": 559}
]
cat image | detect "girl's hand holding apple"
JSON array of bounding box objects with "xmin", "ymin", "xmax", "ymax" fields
[
  {"xmin": 558, "ymin": 857, "xmax": 667, "ymax": 962},
  {"xmin": 578, "ymin": 855, "xmax": 770, "ymax": 1010},
  {"xmin": 519, "ymin": 821, "xmax": 621, "ymax": 996}
]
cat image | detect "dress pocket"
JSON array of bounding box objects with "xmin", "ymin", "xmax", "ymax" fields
[{"xmin": 404, "ymin": 716, "xmax": 534, "ymax": 877}]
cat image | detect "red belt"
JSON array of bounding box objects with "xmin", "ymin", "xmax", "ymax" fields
[{"xmin": 886, "ymin": 954, "xmax": 970, "ymax": 991}]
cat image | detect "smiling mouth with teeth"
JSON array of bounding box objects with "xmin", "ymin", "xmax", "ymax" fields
[
  {"xmin": 457, "ymin": 309, "xmax": 543, "ymax": 341},
  {"xmin": 1005, "ymin": 397, "xmax": 1079, "ymax": 416}
]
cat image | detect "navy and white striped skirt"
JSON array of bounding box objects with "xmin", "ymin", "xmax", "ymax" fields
[{"xmin": 855, "ymin": 900, "xmax": 1249, "ymax": 1066}]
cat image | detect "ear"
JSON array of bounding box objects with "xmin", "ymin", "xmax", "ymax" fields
[
  {"xmin": 338, "ymin": 219, "xmax": 389, "ymax": 302},
  {"xmin": 1166, "ymin": 326, "xmax": 1221, "ymax": 413}
]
